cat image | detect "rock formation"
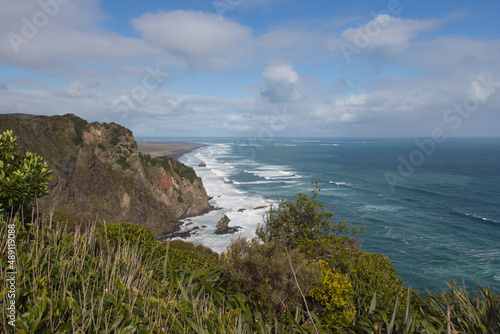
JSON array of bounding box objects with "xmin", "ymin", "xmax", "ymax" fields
[
  {"xmin": 0, "ymin": 113, "xmax": 212, "ymax": 236},
  {"xmin": 214, "ymin": 214, "xmax": 241, "ymax": 235}
]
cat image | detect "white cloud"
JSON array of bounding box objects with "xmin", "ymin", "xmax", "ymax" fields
[
  {"xmin": 0, "ymin": 0, "xmax": 170, "ymax": 78},
  {"xmin": 340, "ymin": 15, "xmax": 439, "ymax": 57},
  {"xmin": 260, "ymin": 63, "xmax": 302, "ymax": 102},
  {"xmin": 132, "ymin": 10, "xmax": 254, "ymax": 71},
  {"xmin": 262, "ymin": 63, "xmax": 300, "ymax": 83}
]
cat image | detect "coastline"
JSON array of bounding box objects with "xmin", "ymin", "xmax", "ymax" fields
[
  {"xmin": 137, "ymin": 142, "xmax": 206, "ymax": 160},
  {"xmin": 138, "ymin": 141, "xmax": 217, "ymax": 238}
]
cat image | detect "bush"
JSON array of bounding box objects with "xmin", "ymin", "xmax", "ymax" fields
[
  {"xmin": 256, "ymin": 182, "xmax": 363, "ymax": 249},
  {"xmin": 0, "ymin": 130, "xmax": 52, "ymax": 213},
  {"xmin": 166, "ymin": 239, "xmax": 220, "ymax": 270},
  {"xmin": 97, "ymin": 221, "xmax": 163, "ymax": 261},
  {"xmin": 337, "ymin": 249, "xmax": 406, "ymax": 318},
  {"xmin": 222, "ymin": 236, "xmax": 321, "ymax": 317},
  {"xmin": 309, "ymin": 261, "xmax": 356, "ymax": 329}
]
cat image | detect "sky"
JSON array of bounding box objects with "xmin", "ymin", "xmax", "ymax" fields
[{"xmin": 0, "ymin": 0, "xmax": 499, "ymax": 138}]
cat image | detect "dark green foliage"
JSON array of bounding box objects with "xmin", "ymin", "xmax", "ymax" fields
[
  {"xmin": 167, "ymin": 239, "xmax": 219, "ymax": 259},
  {"xmin": 71, "ymin": 135, "xmax": 84, "ymax": 145},
  {"xmin": 97, "ymin": 221, "xmax": 219, "ymax": 272},
  {"xmin": 0, "ymin": 130, "xmax": 52, "ymax": 213},
  {"xmin": 69, "ymin": 114, "xmax": 88, "ymax": 137},
  {"xmin": 97, "ymin": 221, "xmax": 162, "ymax": 260},
  {"xmin": 109, "ymin": 126, "xmax": 123, "ymax": 146},
  {"xmin": 177, "ymin": 195, "xmax": 183, "ymax": 203},
  {"xmin": 256, "ymin": 182, "xmax": 363, "ymax": 249},
  {"xmin": 2, "ymin": 172, "xmax": 499, "ymax": 332},
  {"xmin": 116, "ymin": 156, "xmax": 131, "ymax": 170},
  {"xmin": 338, "ymin": 249, "xmax": 406, "ymax": 320},
  {"xmin": 69, "ymin": 114, "xmax": 88, "ymax": 146}
]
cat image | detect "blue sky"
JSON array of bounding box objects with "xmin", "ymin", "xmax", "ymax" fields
[{"xmin": 1, "ymin": 0, "xmax": 499, "ymax": 137}]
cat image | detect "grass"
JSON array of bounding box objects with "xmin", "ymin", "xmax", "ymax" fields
[
  {"xmin": 0, "ymin": 215, "xmax": 319, "ymax": 333},
  {"xmin": 1, "ymin": 213, "xmax": 499, "ymax": 333}
]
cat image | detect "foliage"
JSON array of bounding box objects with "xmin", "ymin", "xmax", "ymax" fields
[
  {"xmin": 338, "ymin": 249, "xmax": 406, "ymax": 318},
  {"xmin": 424, "ymin": 281, "xmax": 500, "ymax": 333},
  {"xmin": 48, "ymin": 208, "xmax": 92, "ymax": 231},
  {"xmin": 222, "ymin": 236, "xmax": 321, "ymax": 318},
  {"xmin": 116, "ymin": 156, "xmax": 131, "ymax": 170},
  {"xmin": 309, "ymin": 260, "xmax": 356, "ymax": 329},
  {"xmin": 1, "ymin": 175, "xmax": 499, "ymax": 332},
  {"xmin": 0, "ymin": 216, "xmax": 321, "ymax": 333},
  {"xmin": 140, "ymin": 153, "xmax": 198, "ymax": 184},
  {"xmin": 167, "ymin": 239, "xmax": 219, "ymax": 261},
  {"xmin": 98, "ymin": 221, "xmax": 159, "ymax": 254},
  {"xmin": 0, "ymin": 130, "xmax": 52, "ymax": 213},
  {"xmin": 69, "ymin": 114, "xmax": 88, "ymax": 146},
  {"xmin": 256, "ymin": 182, "xmax": 363, "ymax": 249},
  {"xmin": 98, "ymin": 221, "xmax": 219, "ymax": 272}
]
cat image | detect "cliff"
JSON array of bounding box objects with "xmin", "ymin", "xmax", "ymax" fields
[{"xmin": 0, "ymin": 113, "xmax": 212, "ymax": 235}]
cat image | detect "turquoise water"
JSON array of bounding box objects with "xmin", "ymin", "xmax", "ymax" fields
[{"xmin": 146, "ymin": 137, "xmax": 500, "ymax": 291}]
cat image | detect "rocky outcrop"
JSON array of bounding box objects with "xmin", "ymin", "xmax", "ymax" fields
[
  {"xmin": 214, "ymin": 214, "xmax": 241, "ymax": 235},
  {"xmin": 0, "ymin": 113, "xmax": 212, "ymax": 236}
]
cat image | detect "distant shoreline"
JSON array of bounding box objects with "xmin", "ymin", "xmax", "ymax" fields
[{"xmin": 137, "ymin": 142, "xmax": 206, "ymax": 160}]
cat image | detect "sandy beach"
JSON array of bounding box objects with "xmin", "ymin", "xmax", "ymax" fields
[{"xmin": 138, "ymin": 142, "xmax": 205, "ymax": 160}]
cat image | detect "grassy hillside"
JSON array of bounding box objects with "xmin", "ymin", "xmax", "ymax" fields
[{"xmin": 1, "ymin": 211, "xmax": 499, "ymax": 333}]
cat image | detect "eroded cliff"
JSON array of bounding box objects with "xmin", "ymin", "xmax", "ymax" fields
[{"xmin": 0, "ymin": 113, "xmax": 211, "ymax": 235}]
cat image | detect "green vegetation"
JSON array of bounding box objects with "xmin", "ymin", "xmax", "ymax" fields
[
  {"xmin": 1, "ymin": 142, "xmax": 499, "ymax": 332},
  {"xmin": 140, "ymin": 152, "xmax": 198, "ymax": 184},
  {"xmin": 0, "ymin": 130, "xmax": 52, "ymax": 213},
  {"xmin": 116, "ymin": 156, "xmax": 131, "ymax": 170},
  {"xmin": 69, "ymin": 114, "xmax": 88, "ymax": 146}
]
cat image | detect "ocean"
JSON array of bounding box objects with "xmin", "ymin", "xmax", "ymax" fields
[{"xmin": 153, "ymin": 137, "xmax": 500, "ymax": 291}]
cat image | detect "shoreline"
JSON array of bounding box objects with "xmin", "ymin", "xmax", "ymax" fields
[{"xmin": 137, "ymin": 141, "xmax": 206, "ymax": 160}]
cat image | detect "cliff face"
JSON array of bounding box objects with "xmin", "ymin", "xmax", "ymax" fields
[{"xmin": 0, "ymin": 113, "xmax": 211, "ymax": 235}]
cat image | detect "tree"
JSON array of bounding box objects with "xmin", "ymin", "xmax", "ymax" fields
[
  {"xmin": 0, "ymin": 130, "xmax": 52, "ymax": 213},
  {"xmin": 256, "ymin": 182, "xmax": 363, "ymax": 249}
]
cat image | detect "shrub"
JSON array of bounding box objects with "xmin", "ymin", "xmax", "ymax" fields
[
  {"xmin": 166, "ymin": 239, "xmax": 220, "ymax": 270},
  {"xmin": 222, "ymin": 236, "xmax": 321, "ymax": 317},
  {"xmin": 309, "ymin": 260, "xmax": 356, "ymax": 329},
  {"xmin": 335, "ymin": 249, "xmax": 405, "ymax": 316},
  {"xmin": 97, "ymin": 221, "xmax": 162, "ymax": 260},
  {"xmin": 256, "ymin": 182, "xmax": 363, "ymax": 249},
  {"xmin": 0, "ymin": 130, "xmax": 52, "ymax": 213}
]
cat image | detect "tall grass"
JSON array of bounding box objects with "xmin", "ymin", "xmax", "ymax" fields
[
  {"xmin": 1, "ymin": 213, "xmax": 499, "ymax": 333},
  {"xmin": 0, "ymin": 215, "xmax": 318, "ymax": 333}
]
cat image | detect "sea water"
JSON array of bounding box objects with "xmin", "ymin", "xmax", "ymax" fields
[{"xmin": 159, "ymin": 138, "xmax": 499, "ymax": 291}]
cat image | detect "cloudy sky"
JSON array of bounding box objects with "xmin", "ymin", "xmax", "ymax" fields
[{"xmin": 1, "ymin": 0, "xmax": 499, "ymax": 137}]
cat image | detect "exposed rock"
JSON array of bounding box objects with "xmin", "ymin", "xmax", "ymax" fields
[
  {"xmin": 214, "ymin": 214, "xmax": 241, "ymax": 235},
  {"xmin": 237, "ymin": 208, "xmax": 246, "ymax": 212},
  {"xmin": 253, "ymin": 205, "xmax": 268, "ymax": 210},
  {"xmin": 198, "ymin": 162, "xmax": 206, "ymax": 167},
  {"xmin": 0, "ymin": 113, "xmax": 212, "ymax": 236}
]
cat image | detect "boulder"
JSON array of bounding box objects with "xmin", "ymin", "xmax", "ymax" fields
[{"xmin": 214, "ymin": 214, "xmax": 241, "ymax": 235}]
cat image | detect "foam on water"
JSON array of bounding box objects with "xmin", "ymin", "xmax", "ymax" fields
[
  {"xmin": 168, "ymin": 138, "xmax": 500, "ymax": 291},
  {"xmin": 178, "ymin": 144, "xmax": 279, "ymax": 252},
  {"xmin": 329, "ymin": 181, "xmax": 352, "ymax": 187}
]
